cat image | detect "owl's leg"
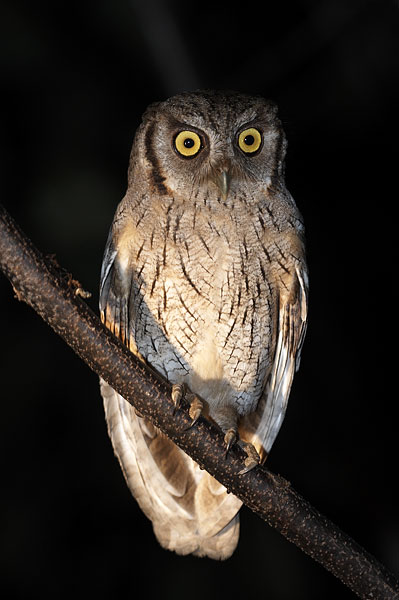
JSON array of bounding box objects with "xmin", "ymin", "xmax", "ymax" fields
[
  {"xmin": 173, "ymin": 388, "xmax": 259, "ymax": 472},
  {"xmin": 214, "ymin": 407, "xmax": 260, "ymax": 474}
]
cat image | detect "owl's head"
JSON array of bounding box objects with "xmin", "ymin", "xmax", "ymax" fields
[{"xmin": 132, "ymin": 90, "xmax": 287, "ymax": 202}]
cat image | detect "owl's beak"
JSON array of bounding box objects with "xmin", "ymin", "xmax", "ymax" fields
[{"xmin": 214, "ymin": 170, "xmax": 231, "ymax": 201}]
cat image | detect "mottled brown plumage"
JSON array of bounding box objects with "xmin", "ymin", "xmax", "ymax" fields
[{"xmin": 99, "ymin": 90, "xmax": 308, "ymax": 559}]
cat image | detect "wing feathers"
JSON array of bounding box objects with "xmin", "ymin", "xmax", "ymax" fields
[
  {"xmin": 99, "ymin": 235, "xmax": 132, "ymax": 345},
  {"xmin": 240, "ymin": 261, "xmax": 308, "ymax": 458}
]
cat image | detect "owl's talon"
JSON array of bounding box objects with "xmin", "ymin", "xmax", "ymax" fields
[
  {"xmin": 223, "ymin": 428, "xmax": 237, "ymax": 458},
  {"xmin": 184, "ymin": 411, "xmax": 201, "ymax": 430},
  {"xmin": 171, "ymin": 383, "xmax": 185, "ymax": 414},
  {"xmin": 238, "ymin": 443, "xmax": 260, "ymax": 475},
  {"xmin": 184, "ymin": 394, "xmax": 203, "ymax": 430}
]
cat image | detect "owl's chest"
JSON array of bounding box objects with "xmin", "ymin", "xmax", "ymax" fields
[
  {"xmin": 133, "ymin": 216, "xmax": 278, "ymax": 356},
  {"xmin": 127, "ymin": 209, "xmax": 283, "ymax": 407},
  {"xmin": 137, "ymin": 216, "xmax": 272, "ymax": 307}
]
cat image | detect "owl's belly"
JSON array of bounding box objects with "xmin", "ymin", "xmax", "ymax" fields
[{"xmin": 134, "ymin": 263, "xmax": 277, "ymax": 417}]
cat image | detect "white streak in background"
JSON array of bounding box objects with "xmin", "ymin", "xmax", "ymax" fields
[{"xmin": 131, "ymin": 0, "xmax": 200, "ymax": 96}]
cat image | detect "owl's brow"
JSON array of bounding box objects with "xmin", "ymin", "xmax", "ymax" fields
[
  {"xmin": 166, "ymin": 115, "xmax": 206, "ymax": 134},
  {"xmin": 232, "ymin": 107, "xmax": 259, "ymax": 126},
  {"xmin": 234, "ymin": 113, "xmax": 265, "ymax": 133}
]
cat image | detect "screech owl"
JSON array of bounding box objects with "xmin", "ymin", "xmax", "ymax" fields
[{"xmin": 99, "ymin": 90, "xmax": 308, "ymax": 559}]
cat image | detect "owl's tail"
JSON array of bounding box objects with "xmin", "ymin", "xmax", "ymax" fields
[{"xmin": 100, "ymin": 380, "xmax": 242, "ymax": 560}]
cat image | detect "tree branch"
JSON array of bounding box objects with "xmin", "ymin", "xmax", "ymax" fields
[{"xmin": 0, "ymin": 203, "xmax": 398, "ymax": 600}]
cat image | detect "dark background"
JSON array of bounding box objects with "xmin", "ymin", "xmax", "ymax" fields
[{"xmin": 0, "ymin": 0, "xmax": 398, "ymax": 598}]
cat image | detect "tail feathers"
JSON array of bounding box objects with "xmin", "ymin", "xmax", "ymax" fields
[
  {"xmin": 100, "ymin": 380, "xmax": 242, "ymax": 560},
  {"xmin": 154, "ymin": 512, "xmax": 240, "ymax": 559}
]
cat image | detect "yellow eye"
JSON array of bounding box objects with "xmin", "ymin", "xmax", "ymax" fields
[
  {"xmin": 174, "ymin": 130, "xmax": 202, "ymax": 157},
  {"xmin": 238, "ymin": 128, "xmax": 262, "ymax": 154}
]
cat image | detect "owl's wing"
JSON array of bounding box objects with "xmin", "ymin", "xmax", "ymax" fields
[
  {"xmin": 240, "ymin": 262, "xmax": 308, "ymax": 460},
  {"xmin": 99, "ymin": 228, "xmax": 132, "ymax": 346},
  {"xmin": 99, "ymin": 238, "xmax": 242, "ymax": 559}
]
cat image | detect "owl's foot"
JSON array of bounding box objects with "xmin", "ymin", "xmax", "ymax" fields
[
  {"xmin": 172, "ymin": 384, "xmax": 203, "ymax": 429},
  {"xmin": 238, "ymin": 443, "xmax": 260, "ymax": 475},
  {"xmin": 171, "ymin": 383, "xmax": 185, "ymax": 414},
  {"xmin": 184, "ymin": 393, "xmax": 204, "ymax": 429},
  {"xmin": 223, "ymin": 430, "xmax": 260, "ymax": 472}
]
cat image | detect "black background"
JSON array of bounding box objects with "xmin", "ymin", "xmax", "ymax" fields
[{"xmin": 0, "ymin": 1, "xmax": 398, "ymax": 598}]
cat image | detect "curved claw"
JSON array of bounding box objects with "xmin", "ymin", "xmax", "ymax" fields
[
  {"xmin": 238, "ymin": 463, "xmax": 258, "ymax": 475},
  {"xmin": 184, "ymin": 409, "xmax": 202, "ymax": 430},
  {"xmin": 184, "ymin": 394, "xmax": 203, "ymax": 430},
  {"xmin": 171, "ymin": 383, "xmax": 185, "ymax": 415},
  {"xmin": 223, "ymin": 428, "xmax": 237, "ymax": 459},
  {"xmin": 238, "ymin": 443, "xmax": 260, "ymax": 475}
]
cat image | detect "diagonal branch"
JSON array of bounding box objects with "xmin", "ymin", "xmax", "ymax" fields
[{"xmin": 0, "ymin": 203, "xmax": 398, "ymax": 600}]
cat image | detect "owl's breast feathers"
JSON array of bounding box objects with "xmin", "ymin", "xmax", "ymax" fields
[{"xmin": 106, "ymin": 191, "xmax": 305, "ymax": 407}]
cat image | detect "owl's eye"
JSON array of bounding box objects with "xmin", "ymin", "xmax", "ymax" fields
[
  {"xmin": 238, "ymin": 128, "xmax": 262, "ymax": 154},
  {"xmin": 174, "ymin": 131, "xmax": 202, "ymax": 157}
]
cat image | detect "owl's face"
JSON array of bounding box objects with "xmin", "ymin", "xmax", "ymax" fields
[{"xmin": 136, "ymin": 90, "xmax": 287, "ymax": 202}]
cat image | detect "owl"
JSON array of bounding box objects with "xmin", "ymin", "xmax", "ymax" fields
[{"xmin": 99, "ymin": 90, "xmax": 308, "ymax": 559}]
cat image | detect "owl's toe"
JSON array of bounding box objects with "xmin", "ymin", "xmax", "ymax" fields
[
  {"xmin": 223, "ymin": 428, "xmax": 237, "ymax": 458},
  {"xmin": 238, "ymin": 443, "xmax": 260, "ymax": 475},
  {"xmin": 184, "ymin": 394, "xmax": 203, "ymax": 429},
  {"xmin": 171, "ymin": 383, "xmax": 185, "ymax": 414}
]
